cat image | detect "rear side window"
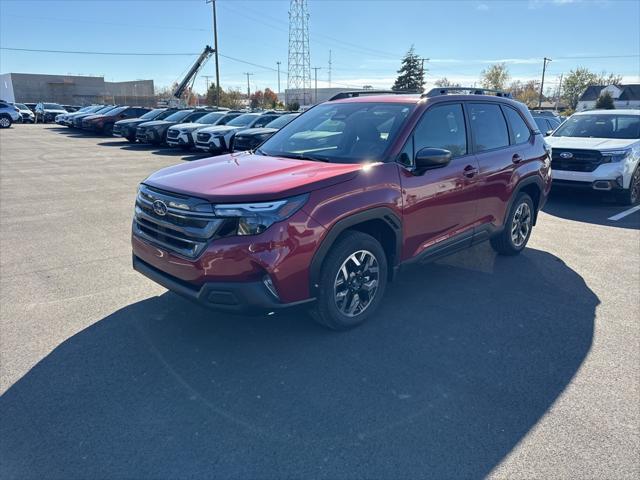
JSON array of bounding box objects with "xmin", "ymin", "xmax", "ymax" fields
[
  {"xmin": 469, "ymin": 103, "xmax": 509, "ymax": 152},
  {"xmin": 503, "ymin": 106, "xmax": 531, "ymax": 144},
  {"xmin": 413, "ymin": 103, "xmax": 467, "ymax": 157}
]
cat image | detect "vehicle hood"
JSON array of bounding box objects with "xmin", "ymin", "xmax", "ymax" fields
[
  {"xmin": 72, "ymin": 112, "xmax": 97, "ymax": 120},
  {"xmin": 19, "ymin": 108, "xmax": 33, "ymax": 114},
  {"xmin": 546, "ymin": 136, "xmax": 638, "ymax": 150},
  {"xmin": 143, "ymin": 152, "xmax": 364, "ymax": 202},
  {"xmin": 235, "ymin": 127, "xmax": 278, "ymax": 137},
  {"xmin": 198, "ymin": 125, "xmax": 242, "ymax": 135},
  {"xmin": 115, "ymin": 117, "xmax": 146, "ymax": 126},
  {"xmin": 139, "ymin": 120, "xmax": 174, "ymax": 128},
  {"xmin": 170, "ymin": 122, "xmax": 206, "ymax": 132},
  {"xmin": 44, "ymin": 109, "xmax": 67, "ymax": 114},
  {"xmin": 82, "ymin": 114, "xmax": 105, "ymax": 122}
]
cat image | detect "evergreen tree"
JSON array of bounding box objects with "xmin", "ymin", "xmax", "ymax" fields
[
  {"xmin": 392, "ymin": 46, "xmax": 425, "ymax": 92},
  {"xmin": 595, "ymin": 91, "xmax": 615, "ymax": 109}
]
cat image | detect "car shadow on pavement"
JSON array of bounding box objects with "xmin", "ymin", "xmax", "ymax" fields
[
  {"xmin": 0, "ymin": 244, "xmax": 598, "ymax": 479},
  {"xmin": 543, "ymin": 189, "xmax": 639, "ymax": 229}
]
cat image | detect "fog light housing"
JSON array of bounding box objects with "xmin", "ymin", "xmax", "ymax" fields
[
  {"xmin": 615, "ymin": 175, "xmax": 624, "ymax": 188},
  {"xmin": 263, "ymin": 275, "xmax": 279, "ymax": 300}
]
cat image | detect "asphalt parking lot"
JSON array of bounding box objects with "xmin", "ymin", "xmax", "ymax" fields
[{"xmin": 1, "ymin": 124, "xmax": 639, "ymax": 479}]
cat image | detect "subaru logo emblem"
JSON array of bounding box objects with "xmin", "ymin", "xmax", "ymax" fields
[
  {"xmin": 560, "ymin": 152, "xmax": 573, "ymax": 159},
  {"xmin": 152, "ymin": 199, "xmax": 168, "ymax": 216}
]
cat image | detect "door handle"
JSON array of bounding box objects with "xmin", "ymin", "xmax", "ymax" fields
[
  {"xmin": 512, "ymin": 154, "xmax": 523, "ymax": 163},
  {"xmin": 463, "ymin": 164, "xmax": 478, "ymax": 178}
]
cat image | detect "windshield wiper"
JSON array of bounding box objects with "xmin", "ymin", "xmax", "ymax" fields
[{"xmin": 262, "ymin": 151, "xmax": 330, "ymax": 162}]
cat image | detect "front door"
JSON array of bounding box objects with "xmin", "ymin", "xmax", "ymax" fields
[{"xmin": 398, "ymin": 102, "xmax": 480, "ymax": 260}]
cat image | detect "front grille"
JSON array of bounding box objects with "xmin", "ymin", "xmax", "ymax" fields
[
  {"xmin": 133, "ymin": 185, "xmax": 226, "ymax": 258},
  {"xmin": 167, "ymin": 129, "xmax": 179, "ymax": 139},
  {"xmin": 551, "ymin": 149, "xmax": 605, "ymax": 172},
  {"xmin": 233, "ymin": 135, "xmax": 259, "ymax": 152},
  {"xmin": 197, "ymin": 132, "xmax": 210, "ymax": 142}
]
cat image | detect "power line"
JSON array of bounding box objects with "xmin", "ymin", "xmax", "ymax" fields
[{"xmin": 0, "ymin": 47, "xmax": 199, "ymax": 56}]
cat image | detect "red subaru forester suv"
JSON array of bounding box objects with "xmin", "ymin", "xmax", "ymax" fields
[{"xmin": 132, "ymin": 88, "xmax": 552, "ymax": 330}]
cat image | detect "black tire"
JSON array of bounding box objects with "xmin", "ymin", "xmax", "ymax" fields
[
  {"xmin": 490, "ymin": 192, "xmax": 534, "ymax": 256},
  {"xmin": 103, "ymin": 123, "xmax": 114, "ymax": 136},
  {"xmin": 309, "ymin": 231, "xmax": 388, "ymax": 331},
  {"xmin": 618, "ymin": 167, "xmax": 640, "ymax": 206},
  {"xmin": 0, "ymin": 115, "xmax": 12, "ymax": 128}
]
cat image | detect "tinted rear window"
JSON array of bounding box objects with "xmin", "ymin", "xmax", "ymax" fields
[{"xmin": 469, "ymin": 103, "xmax": 509, "ymax": 152}]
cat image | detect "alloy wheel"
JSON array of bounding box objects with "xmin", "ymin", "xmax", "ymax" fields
[
  {"xmin": 334, "ymin": 250, "xmax": 380, "ymax": 317},
  {"xmin": 511, "ymin": 202, "xmax": 532, "ymax": 248},
  {"xmin": 0, "ymin": 117, "xmax": 10, "ymax": 128}
]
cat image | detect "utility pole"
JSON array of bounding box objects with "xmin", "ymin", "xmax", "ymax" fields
[
  {"xmin": 276, "ymin": 61, "xmax": 281, "ymax": 94},
  {"xmin": 203, "ymin": 75, "xmax": 214, "ymax": 93},
  {"xmin": 555, "ymin": 73, "xmax": 563, "ymax": 111},
  {"xmin": 312, "ymin": 67, "xmax": 321, "ymax": 103},
  {"xmin": 244, "ymin": 72, "xmax": 254, "ymax": 102},
  {"xmin": 539, "ymin": 57, "xmax": 552, "ymax": 108},
  {"xmin": 206, "ymin": 0, "xmax": 221, "ymax": 106},
  {"xmin": 419, "ymin": 57, "xmax": 429, "ymax": 88}
]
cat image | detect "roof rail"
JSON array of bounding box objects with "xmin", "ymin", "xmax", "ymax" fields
[
  {"xmin": 423, "ymin": 87, "xmax": 512, "ymax": 98},
  {"xmin": 328, "ymin": 90, "xmax": 420, "ymax": 101}
]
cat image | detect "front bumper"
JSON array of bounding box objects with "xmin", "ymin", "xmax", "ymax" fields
[
  {"xmin": 553, "ymin": 162, "xmax": 633, "ymax": 189},
  {"xmin": 133, "ymin": 255, "xmax": 314, "ymax": 314},
  {"xmin": 166, "ymin": 132, "xmax": 193, "ymax": 147}
]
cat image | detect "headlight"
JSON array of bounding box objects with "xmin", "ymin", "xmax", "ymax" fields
[
  {"xmin": 601, "ymin": 149, "xmax": 631, "ymax": 162},
  {"xmin": 213, "ymin": 194, "xmax": 308, "ymax": 235}
]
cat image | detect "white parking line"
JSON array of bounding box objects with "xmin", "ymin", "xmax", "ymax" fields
[{"xmin": 608, "ymin": 205, "xmax": 640, "ymax": 221}]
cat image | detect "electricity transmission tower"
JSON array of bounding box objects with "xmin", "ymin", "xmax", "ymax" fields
[{"xmin": 287, "ymin": 0, "xmax": 310, "ymax": 106}]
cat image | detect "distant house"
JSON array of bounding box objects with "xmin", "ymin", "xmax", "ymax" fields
[{"xmin": 577, "ymin": 84, "xmax": 640, "ymax": 111}]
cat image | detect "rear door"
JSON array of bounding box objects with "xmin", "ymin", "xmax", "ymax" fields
[
  {"xmin": 398, "ymin": 102, "xmax": 480, "ymax": 259},
  {"xmin": 468, "ymin": 102, "xmax": 532, "ymax": 232}
]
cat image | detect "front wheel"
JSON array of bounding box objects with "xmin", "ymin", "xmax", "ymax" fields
[
  {"xmin": 0, "ymin": 115, "xmax": 12, "ymax": 128},
  {"xmin": 309, "ymin": 231, "xmax": 388, "ymax": 330},
  {"xmin": 618, "ymin": 168, "xmax": 640, "ymax": 206},
  {"xmin": 490, "ymin": 192, "xmax": 534, "ymax": 256}
]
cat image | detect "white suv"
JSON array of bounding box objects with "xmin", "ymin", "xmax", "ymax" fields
[{"xmin": 545, "ymin": 109, "xmax": 640, "ymax": 205}]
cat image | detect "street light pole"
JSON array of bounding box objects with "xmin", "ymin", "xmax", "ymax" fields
[
  {"xmin": 276, "ymin": 61, "xmax": 281, "ymax": 94},
  {"xmin": 312, "ymin": 67, "xmax": 321, "ymax": 103},
  {"xmin": 539, "ymin": 57, "xmax": 552, "ymax": 108}
]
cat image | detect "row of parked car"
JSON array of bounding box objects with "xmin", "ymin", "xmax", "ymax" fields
[
  {"xmin": 0, "ymin": 100, "xmax": 87, "ymax": 127},
  {"xmin": 53, "ymin": 104, "xmax": 300, "ymax": 154}
]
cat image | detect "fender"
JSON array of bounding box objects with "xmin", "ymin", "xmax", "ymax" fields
[
  {"xmin": 503, "ymin": 174, "xmax": 545, "ymax": 227},
  {"xmin": 309, "ymin": 207, "xmax": 402, "ymax": 293}
]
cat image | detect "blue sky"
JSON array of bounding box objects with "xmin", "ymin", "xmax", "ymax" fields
[{"xmin": 1, "ymin": 0, "xmax": 639, "ymax": 94}]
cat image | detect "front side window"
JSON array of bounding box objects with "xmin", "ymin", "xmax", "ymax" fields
[
  {"xmin": 469, "ymin": 103, "xmax": 509, "ymax": 152},
  {"xmin": 258, "ymin": 102, "xmax": 414, "ymax": 163},
  {"xmin": 503, "ymin": 106, "xmax": 531, "ymax": 144},
  {"xmin": 198, "ymin": 112, "xmax": 225, "ymax": 124},
  {"xmin": 253, "ymin": 115, "xmax": 279, "ymax": 128},
  {"xmin": 140, "ymin": 109, "xmax": 163, "ymax": 120},
  {"xmin": 553, "ymin": 114, "xmax": 639, "ymax": 140},
  {"xmin": 413, "ymin": 103, "xmax": 467, "ymax": 158}
]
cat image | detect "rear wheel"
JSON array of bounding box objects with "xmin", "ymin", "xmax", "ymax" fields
[
  {"xmin": 490, "ymin": 192, "xmax": 534, "ymax": 256},
  {"xmin": 309, "ymin": 231, "xmax": 387, "ymax": 330},
  {"xmin": 618, "ymin": 167, "xmax": 640, "ymax": 206},
  {"xmin": 0, "ymin": 115, "xmax": 11, "ymax": 128}
]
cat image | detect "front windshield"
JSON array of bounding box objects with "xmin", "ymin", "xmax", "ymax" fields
[
  {"xmin": 156, "ymin": 109, "xmax": 177, "ymax": 120},
  {"xmin": 44, "ymin": 103, "xmax": 64, "ymax": 110},
  {"xmin": 140, "ymin": 109, "xmax": 164, "ymax": 120},
  {"xmin": 265, "ymin": 114, "xmax": 298, "ymax": 129},
  {"xmin": 258, "ymin": 102, "xmax": 414, "ymax": 163},
  {"xmin": 553, "ymin": 114, "xmax": 639, "ymax": 140},
  {"xmin": 197, "ymin": 112, "xmax": 225, "ymax": 124},
  {"xmin": 164, "ymin": 110, "xmax": 192, "ymax": 122},
  {"xmin": 227, "ymin": 114, "xmax": 258, "ymax": 127},
  {"xmin": 105, "ymin": 106, "xmax": 126, "ymax": 116},
  {"xmin": 95, "ymin": 106, "xmax": 115, "ymax": 114}
]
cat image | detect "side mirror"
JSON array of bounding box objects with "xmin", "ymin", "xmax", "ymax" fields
[
  {"xmin": 415, "ymin": 147, "xmax": 452, "ymax": 171},
  {"xmin": 546, "ymin": 130, "xmax": 553, "ymax": 136}
]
